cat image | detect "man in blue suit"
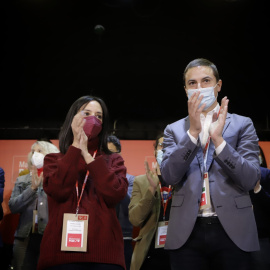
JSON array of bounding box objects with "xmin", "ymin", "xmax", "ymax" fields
[{"xmin": 160, "ymin": 58, "xmax": 261, "ymax": 270}]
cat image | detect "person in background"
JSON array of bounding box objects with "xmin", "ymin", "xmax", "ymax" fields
[
  {"xmin": 0, "ymin": 167, "xmax": 7, "ymax": 269},
  {"xmin": 37, "ymin": 95, "xmax": 128, "ymax": 270},
  {"xmin": 161, "ymin": 58, "xmax": 261, "ymax": 270},
  {"xmin": 0, "ymin": 167, "xmax": 5, "ymax": 244},
  {"xmin": 0, "ymin": 167, "xmax": 4, "ymax": 222},
  {"xmin": 128, "ymin": 132, "xmax": 172, "ymax": 270},
  {"xmin": 8, "ymin": 141, "xmax": 60, "ymax": 270},
  {"xmin": 107, "ymin": 134, "xmax": 135, "ymax": 270},
  {"xmin": 249, "ymin": 146, "xmax": 270, "ymax": 270}
]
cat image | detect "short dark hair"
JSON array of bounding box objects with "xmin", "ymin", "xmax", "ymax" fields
[
  {"xmin": 153, "ymin": 132, "xmax": 164, "ymax": 150},
  {"xmin": 107, "ymin": 134, "xmax": 121, "ymax": 153},
  {"xmin": 183, "ymin": 58, "xmax": 220, "ymax": 86},
  {"xmin": 59, "ymin": 95, "xmax": 110, "ymax": 154}
]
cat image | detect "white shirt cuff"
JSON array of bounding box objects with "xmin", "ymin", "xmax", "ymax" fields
[
  {"xmin": 215, "ymin": 140, "xmax": 226, "ymax": 155},
  {"xmin": 187, "ymin": 130, "xmax": 198, "ymax": 145}
]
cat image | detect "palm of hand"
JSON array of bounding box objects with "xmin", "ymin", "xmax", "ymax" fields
[{"xmin": 144, "ymin": 161, "xmax": 159, "ymax": 189}]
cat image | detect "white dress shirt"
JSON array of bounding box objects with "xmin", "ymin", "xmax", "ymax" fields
[{"xmin": 188, "ymin": 104, "xmax": 226, "ymax": 217}]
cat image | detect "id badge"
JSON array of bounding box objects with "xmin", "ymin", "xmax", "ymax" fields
[
  {"xmin": 200, "ymin": 172, "xmax": 211, "ymax": 210},
  {"xmin": 155, "ymin": 220, "xmax": 169, "ymax": 248},
  {"xmin": 61, "ymin": 213, "xmax": 89, "ymax": 252}
]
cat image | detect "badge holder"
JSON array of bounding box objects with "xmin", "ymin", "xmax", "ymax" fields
[
  {"xmin": 155, "ymin": 220, "xmax": 169, "ymax": 248},
  {"xmin": 61, "ymin": 213, "xmax": 89, "ymax": 252},
  {"xmin": 200, "ymin": 172, "xmax": 211, "ymax": 210}
]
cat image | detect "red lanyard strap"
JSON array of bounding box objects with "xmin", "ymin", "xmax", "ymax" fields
[
  {"xmin": 76, "ymin": 170, "xmax": 89, "ymax": 215},
  {"xmin": 75, "ymin": 150, "xmax": 97, "ymax": 215},
  {"xmin": 159, "ymin": 182, "xmax": 172, "ymax": 220}
]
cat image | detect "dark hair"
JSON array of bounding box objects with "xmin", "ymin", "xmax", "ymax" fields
[
  {"xmin": 59, "ymin": 95, "xmax": 111, "ymax": 154},
  {"xmin": 183, "ymin": 58, "xmax": 220, "ymax": 86},
  {"xmin": 153, "ymin": 132, "xmax": 164, "ymax": 150},
  {"xmin": 107, "ymin": 134, "xmax": 121, "ymax": 153}
]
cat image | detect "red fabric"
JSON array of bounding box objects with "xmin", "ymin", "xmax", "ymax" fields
[
  {"xmin": 37, "ymin": 142, "xmax": 128, "ymax": 270},
  {"xmin": 37, "ymin": 167, "xmax": 43, "ymax": 177}
]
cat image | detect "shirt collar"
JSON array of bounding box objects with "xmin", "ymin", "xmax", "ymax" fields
[{"xmin": 200, "ymin": 103, "xmax": 220, "ymax": 120}]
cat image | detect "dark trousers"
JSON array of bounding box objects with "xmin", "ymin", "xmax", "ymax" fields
[
  {"xmin": 123, "ymin": 239, "xmax": 133, "ymax": 270},
  {"xmin": 251, "ymin": 238, "xmax": 270, "ymax": 270},
  {"xmin": 22, "ymin": 233, "xmax": 43, "ymax": 270},
  {"xmin": 46, "ymin": 263, "xmax": 124, "ymax": 270},
  {"xmin": 169, "ymin": 217, "xmax": 253, "ymax": 270},
  {"xmin": 140, "ymin": 242, "xmax": 171, "ymax": 270}
]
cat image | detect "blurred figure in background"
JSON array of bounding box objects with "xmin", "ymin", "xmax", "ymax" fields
[
  {"xmin": 107, "ymin": 134, "xmax": 135, "ymax": 270},
  {"xmin": 129, "ymin": 133, "xmax": 172, "ymax": 270},
  {"xmin": 0, "ymin": 167, "xmax": 4, "ymax": 222},
  {"xmin": 0, "ymin": 167, "xmax": 5, "ymax": 247},
  {"xmin": 250, "ymin": 146, "xmax": 270, "ymax": 270},
  {"xmin": 8, "ymin": 141, "xmax": 59, "ymax": 270}
]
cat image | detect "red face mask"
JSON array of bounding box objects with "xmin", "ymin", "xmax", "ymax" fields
[{"xmin": 83, "ymin": 115, "xmax": 102, "ymax": 139}]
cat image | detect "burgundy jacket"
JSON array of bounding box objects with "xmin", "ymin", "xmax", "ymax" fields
[{"xmin": 37, "ymin": 142, "xmax": 128, "ymax": 270}]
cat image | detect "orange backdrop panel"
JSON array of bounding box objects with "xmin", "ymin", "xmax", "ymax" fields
[
  {"xmin": 0, "ymin": 139, "xmax": 155, "ymax": 216},
  {"xmin": 259, "ymin": 141, "xmax": 270, "ymax": 168}
]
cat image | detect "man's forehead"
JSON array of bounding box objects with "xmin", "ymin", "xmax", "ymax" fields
[{"xmin": 186, "ymin": 66, "xmax": 213, "ymax": 77}]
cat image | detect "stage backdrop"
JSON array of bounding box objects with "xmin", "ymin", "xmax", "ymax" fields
[
  {"xmin": 0, "ymin": 140, "xmax": 157, "ymax": 216},
  {"xmin": 0, "ymin": 140, "xmax": 270, "ymax": 243}
]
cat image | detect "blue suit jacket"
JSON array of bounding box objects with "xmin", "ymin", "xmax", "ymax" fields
[
  {"xmin": 161, "ymin": 112, "xmax": 261, "ymax": 252},
  {"xmin": 249, "ymin": 166, "xmax": 270, "ymax": 239}
]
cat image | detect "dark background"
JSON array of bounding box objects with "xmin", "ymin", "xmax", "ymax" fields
[{"xmin": 1, "ymin": 0, "xmax": 269, "ymax": 140}]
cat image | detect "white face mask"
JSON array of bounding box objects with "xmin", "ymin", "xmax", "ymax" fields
[
  {"xmin": 31, "ymin": 152, "xmax": 45, "ymax": 169},
  {"xmin": 187, "ymin": 83, "xmax": 218, "ymax": 111},
  {"xmin": 156, "ymin": 149, "xmax": 163, "ymax": 166}
]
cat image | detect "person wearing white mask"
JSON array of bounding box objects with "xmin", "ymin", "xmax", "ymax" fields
[
  {"xmin": 161, "ymin": 58, "xmax": 261, "ymax": 270},
  {"xmin": 129, "ymin": 132, "xmax": 173, "ymax": 270},
  {"xmin": 9, "ymin": 140, "xmax": 59, "ymax": 270}
]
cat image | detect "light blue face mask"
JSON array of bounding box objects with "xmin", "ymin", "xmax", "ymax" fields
[
  {"xmin": 156, "ymin": 149, "xmax": 163, "ymax": 166},
  {"xmin": 187, "ymin": 83, "xmax": 218, "ymax": 111}
]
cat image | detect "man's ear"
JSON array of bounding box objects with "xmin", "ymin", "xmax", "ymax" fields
[
  {"xmin": 184, "ymin": 86, "xmax": 188, "ymax": 97},
  {"xmin": 217, "ymin": 80, "xmax": 222, "ymax": 93}
]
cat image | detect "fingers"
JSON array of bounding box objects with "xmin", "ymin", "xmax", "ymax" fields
[
  {"xmin": 72, "ymin": 112, "xmax": 85, "ymax": 130},
  {"xmin": 220, "ymin": 96, "xmax": 229, "ymax": 111},
  {"xmin": 144, "ymin": 160, "xmax": 150, "ymax": 175},
  {"xmin": 219, "ymin": 96, "xmax": 229, "ymax": 121},
  {"xmin": 188, "ymin": 91, "xmax": 206, "ymax": 112},
  {"xmin": 188, "ymin": 91, "xmax": 201, "ymax": 109}
]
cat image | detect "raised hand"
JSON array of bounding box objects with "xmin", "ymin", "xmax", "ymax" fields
[
  {"xmin": 71, "ymin": 111, "xmax": 86, "ymax": 149},
  {"xmin": 188, "ymin": 91, "xmax": 205, "ymax": 139},
  {"xmin": 144, "ymin": 160, "xmax": 159, "ymax": 195},
  {"xmin": 209, "ymin": 96, "xmax": 229, "ymax": 148},
  {"xmin": 31, "ymin": 166, "xmax": 43, "ymax": 191}
]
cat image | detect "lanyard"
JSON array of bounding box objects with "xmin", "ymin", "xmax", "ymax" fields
[
  {"xmin": 75, "ymin": 150, "xmax": 97, "ymax": 215},
  {"xmin": 159, "ymin": 182, "xmax": 172, "ymax": 220}
]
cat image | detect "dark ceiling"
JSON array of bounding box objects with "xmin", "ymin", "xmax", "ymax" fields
[{"xmin": 1, "ymin": 0, "xmax": 270, "ymax": 140}]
